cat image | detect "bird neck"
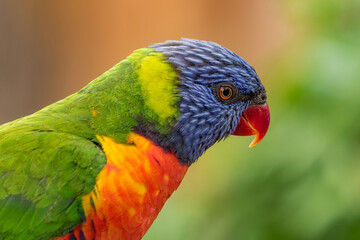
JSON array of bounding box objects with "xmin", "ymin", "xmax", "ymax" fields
[
  {"xmin": 79, "ymin": 47, "xmax": 180, "ymax": 144},
  {"xmin": 30, "ymin": 47, "xmax": 180, "ymax": 149}
]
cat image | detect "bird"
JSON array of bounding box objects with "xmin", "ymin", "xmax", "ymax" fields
[{"xmin": 0, "ymin": 38, "xmax": 270, "ymax": 240}]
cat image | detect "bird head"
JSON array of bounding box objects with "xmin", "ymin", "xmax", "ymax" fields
[{"xmin": 134, "ymin": 38, "xmax": 270, "ymax": 165}]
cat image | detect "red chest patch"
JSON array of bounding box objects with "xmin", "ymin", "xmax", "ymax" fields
[{"xmin": 57, "ymin": 133, "xmax": 188, "ymax": 240}]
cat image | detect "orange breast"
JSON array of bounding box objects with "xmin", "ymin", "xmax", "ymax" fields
[{"xmin": 57, "ymin": 133, "xmax": 188, "ymax": 240}]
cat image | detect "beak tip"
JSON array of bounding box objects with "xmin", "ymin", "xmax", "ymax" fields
[{"xmin": 248, "ymin": 136, "xmax": 260, "ymax": 148}]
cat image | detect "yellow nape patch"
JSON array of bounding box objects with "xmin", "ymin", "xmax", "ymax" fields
[{"xmin": 137, "ymin": 52, "xmax": 179, "ymax": 122}]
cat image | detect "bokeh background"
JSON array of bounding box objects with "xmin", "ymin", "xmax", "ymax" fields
[{"xmin": 1, "ymin": 0, "xmax": 360, "ymax": 239}]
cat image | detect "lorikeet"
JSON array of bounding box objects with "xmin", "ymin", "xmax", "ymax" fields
[{"xmin": 0, "ymin": 39, "xmax": 270, "ymax": 240}]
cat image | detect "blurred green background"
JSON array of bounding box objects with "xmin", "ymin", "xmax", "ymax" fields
[{"xmin": 1, "ymin": 0, "xmax": 360, "ymax": 239}]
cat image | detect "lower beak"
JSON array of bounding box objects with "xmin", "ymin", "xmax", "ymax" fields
[{"xmin": 232, "ymin": 103, "xmax": 270, "ymax": 147}]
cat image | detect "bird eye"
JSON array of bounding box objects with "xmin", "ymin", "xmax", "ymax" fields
[
  {"xmin": 212, "ymin": 82, "xmax": 240, "ymax": 104},
  {"xmin": 219, "ymin": 86, "xmax": 233, "ymax": 100}
]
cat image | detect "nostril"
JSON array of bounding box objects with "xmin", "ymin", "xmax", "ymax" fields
[
  {"xmin": 259, "ymin": 93, "xmax": 267, "ymax": 103},
  {"xmin": 251, "ymin": 91, "xmax": 267, "ymax": 106}
]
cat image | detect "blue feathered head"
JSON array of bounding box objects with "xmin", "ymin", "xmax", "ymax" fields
[{"xmin": 137, "ymin": 38, "xmax": 270, "ymax": 165}]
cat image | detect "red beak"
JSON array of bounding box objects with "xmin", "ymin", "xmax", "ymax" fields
[{"xmin": 232, "ymin": 103, "xmax": 270, "ymax": 147}]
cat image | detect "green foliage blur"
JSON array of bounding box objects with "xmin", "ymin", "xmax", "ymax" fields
[{"xmin": 145, "ymin": 1, "xmax": 360, "ymax": 239}]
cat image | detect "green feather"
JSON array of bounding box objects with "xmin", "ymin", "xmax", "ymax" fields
[
  {"xmin": 0, "ymin": 132, "xmax": 105, "ymax": 239},
  {"xmin": 0, "ymin": 47, "xmax": 180, "ymax": 239}
]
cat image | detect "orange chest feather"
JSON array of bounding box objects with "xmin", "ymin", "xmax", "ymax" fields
[{"xmin": 65, "ymin": 133, "xmax": 188, "ymax": 240}]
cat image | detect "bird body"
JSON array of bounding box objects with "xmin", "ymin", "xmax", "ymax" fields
[{"xmin": 0, "ymin": 39, "xmax": 269, "ymax": 239}]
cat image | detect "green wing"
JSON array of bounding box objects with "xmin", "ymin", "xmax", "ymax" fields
[{"xmin": 0, "ymin": 128, "xmax": 106, "ymax": 239}]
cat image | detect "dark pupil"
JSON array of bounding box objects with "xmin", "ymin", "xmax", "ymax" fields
[{"xmin": 222, "ymin": 88, "xmax": 230, "ymax": 97}]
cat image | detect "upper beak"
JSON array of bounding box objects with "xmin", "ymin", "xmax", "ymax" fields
[{"xmin": 232, "ymin": 103, "xmax": 270, "ymax": 147}]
